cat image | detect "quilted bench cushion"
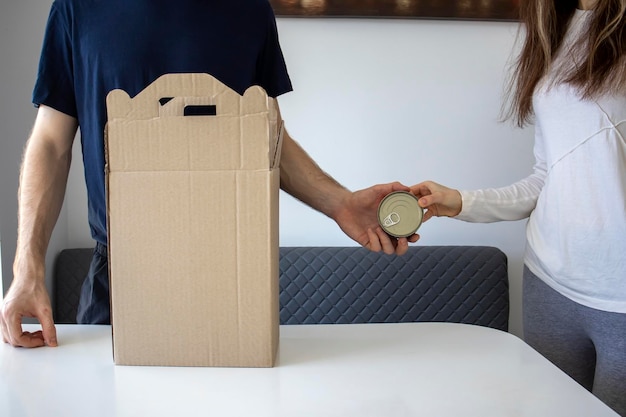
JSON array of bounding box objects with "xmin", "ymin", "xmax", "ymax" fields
[
  {"xmin": 53, "ymin": 248, "xmax": 94, "ymax": 325},
  {"xmin": 279, "ymin": 246, "xmax": 508, "ymax": 331},
  {"xmin": 54, "ymin": 245, "xmax": 509, "ymax": 331}
]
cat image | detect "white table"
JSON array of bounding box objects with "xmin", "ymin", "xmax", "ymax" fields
[{"xmin": 0, "ymin": 322, "xmax": 619, "ymax": 417}]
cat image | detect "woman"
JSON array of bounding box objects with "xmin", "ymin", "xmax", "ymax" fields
[{"xmin": 412, "ymin": 0, "xmax": 626, "ymax": 415}]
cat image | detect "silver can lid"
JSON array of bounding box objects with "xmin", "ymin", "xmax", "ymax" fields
[{"xmin": 377, "ymin": 191, "xmax": 423, "ymax": 238}]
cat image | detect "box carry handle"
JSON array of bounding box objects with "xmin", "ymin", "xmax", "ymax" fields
[
  {"xmin": 183, "ymin": 105, "xmax": 217, "ymax": 116},
  {"xmin": 158, "ymin": 97, "xmax": 219, "ymax": 117},
  {"xmin": 159, "ymin": 96, "xmax": 217, "ymax": 116}
]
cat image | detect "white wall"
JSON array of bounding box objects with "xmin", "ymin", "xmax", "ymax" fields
[
  {"xmin": 1, "ymin": 4, "xmax": 534, "ymax": 336},
  {"xmin": 275, "ymin": 18, "xmax": 534, "ymax": 336}
]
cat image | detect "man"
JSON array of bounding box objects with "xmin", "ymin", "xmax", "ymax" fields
[{"xmin": 1, "ymin": 0, "xmax": 418, "ymax": 348}]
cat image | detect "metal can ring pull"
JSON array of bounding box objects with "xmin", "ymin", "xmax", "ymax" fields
[{"xmin": 382, "ymin": 212, "xmax": 401, "ymax": 227}]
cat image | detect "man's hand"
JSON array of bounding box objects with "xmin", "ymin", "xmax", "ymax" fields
[
  {"xmin": 0, "ymin": 277, "xmax": 57, "ymax": 348},
  {"xmin": 333, "ymin": 182, "xmax": 420, "ymax": 256}
]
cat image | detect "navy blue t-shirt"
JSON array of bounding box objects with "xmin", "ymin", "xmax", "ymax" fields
[{"xmin": 33, "ymin": 0, "xmax": 292, "ymax": 245}]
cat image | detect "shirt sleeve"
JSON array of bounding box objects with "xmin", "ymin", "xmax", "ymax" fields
[
  {"xmin": 32, "ymin": 1, "xmax": 78, "ymax": 118},
  {"xmin": 455, "ymin": 122, "xmax": 547, "ymax": 223},
  {"xmin": 255, "ymin": 4, "xmax": 293, "ymax": 98}
]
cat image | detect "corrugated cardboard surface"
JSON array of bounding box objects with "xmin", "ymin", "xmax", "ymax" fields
[{"xmin": 105, "ymin": 74, "xmax": 282, "ymax": 367}]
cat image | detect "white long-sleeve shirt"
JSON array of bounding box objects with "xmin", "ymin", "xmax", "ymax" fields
[{"xmin": 457, "ymin": 9, "xmax": 626, "ymax": 313}]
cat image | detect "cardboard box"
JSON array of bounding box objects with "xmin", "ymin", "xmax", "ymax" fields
[{"xmin": 105, "ymin": 74, "xmax": 283, "ymax": 367}]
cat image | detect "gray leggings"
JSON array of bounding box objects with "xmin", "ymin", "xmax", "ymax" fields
[{"xmin": 523, "ymin": 266, "xmax": 626, "ymax": 416}]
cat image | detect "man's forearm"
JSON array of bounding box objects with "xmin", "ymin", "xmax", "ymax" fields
[
  {"xmin": 279, "ymin": 130, "xmax": 350, "ymax": 220},
  {"xmin": 13, "ymin": 137, "xmax": 72, "ymax": 278},
  {"xmin": 13, "ymin": 107, "xmax": 77, "ymax": 283}
]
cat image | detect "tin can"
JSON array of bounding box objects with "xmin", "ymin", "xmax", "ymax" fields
[{"xmin": 377, "ymin": 191, "xmax": 423, "ymax": 238}]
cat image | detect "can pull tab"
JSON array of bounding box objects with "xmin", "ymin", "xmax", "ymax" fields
[{"xmin": 382, "ymin": 212, "xmax": 401, "ymax": 227}]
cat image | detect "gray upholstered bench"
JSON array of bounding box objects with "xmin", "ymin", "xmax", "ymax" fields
[{"xmin": 53, "ymin": 245, "xmax": 509, "ymax": 331}]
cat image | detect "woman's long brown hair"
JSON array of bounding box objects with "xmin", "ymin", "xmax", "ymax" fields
[{"xmin": 504, "ymin": 0, "xmax": 626, "ymax": 127}]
